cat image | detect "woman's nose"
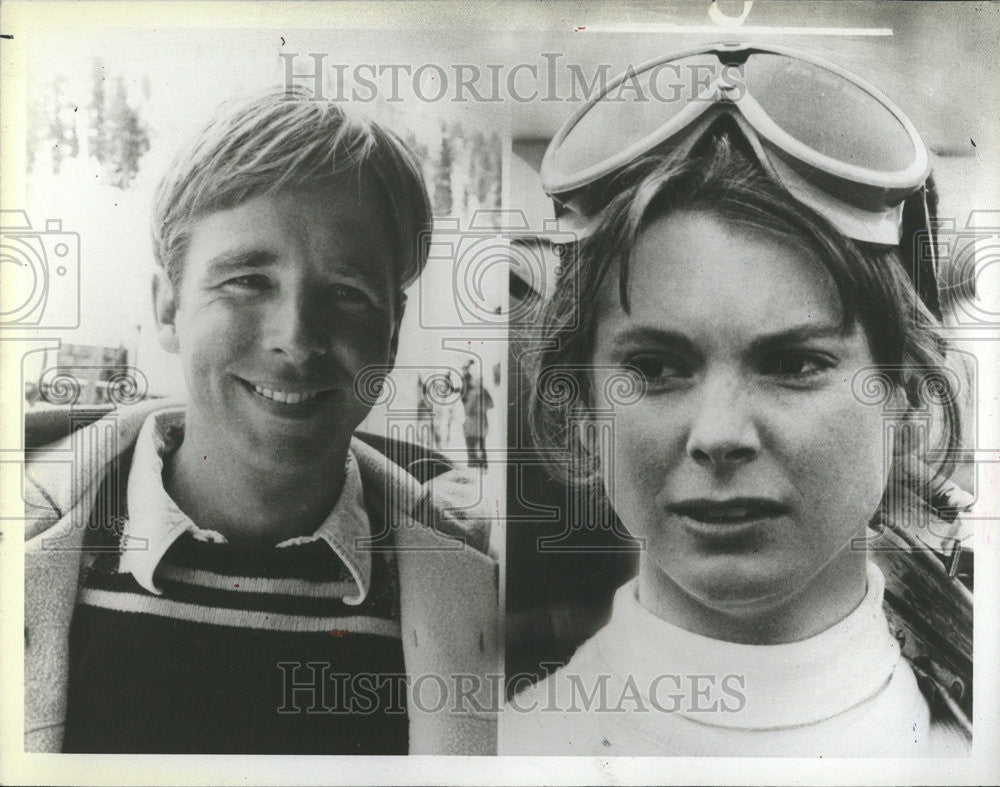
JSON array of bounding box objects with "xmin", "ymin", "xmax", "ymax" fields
[
  {"xmin": 265, "ymin": 292, "xmax": 330, "ymax": 364},
  {"xmin": 685, "ymin": 377, "xmax": 761, "ymax": 469}
]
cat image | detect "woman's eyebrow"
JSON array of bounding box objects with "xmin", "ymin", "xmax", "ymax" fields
[
  {"xmin": 607, "ymin": 322, "xmax": 845, "ymax": 353},
  {"xmin": 607, "ymin": 327, "xmax": 697, "ymax": 353},
  {"xmin": 747, "ymin": 322, "xmax": 846, "ymax": 353}
]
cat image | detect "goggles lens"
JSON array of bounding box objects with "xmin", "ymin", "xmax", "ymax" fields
[
  {"xmin": 544, "ymin": 53, "xmax": 721, "ymax": 179},
  {"xmin": 542, "ymin": 44, "xmax": 928, "ymax": 223},
  {"xmin": 743, "ymin": 53, "xmax": 915, "ymax": 172}
]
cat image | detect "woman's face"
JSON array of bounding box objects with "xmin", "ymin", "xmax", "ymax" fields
[{"xmin": 588, "ymin": 211, "xmax": 891, "ymax": 637}]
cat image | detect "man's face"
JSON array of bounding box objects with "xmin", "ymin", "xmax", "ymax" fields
[{"xmin": 155, "ymin": 174, "xmax": 400, "ymax": 469}]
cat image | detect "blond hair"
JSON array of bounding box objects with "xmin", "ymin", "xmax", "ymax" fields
[{"xmin": 152, "ymin": 85, "xmax": 431, "ymax": 297}]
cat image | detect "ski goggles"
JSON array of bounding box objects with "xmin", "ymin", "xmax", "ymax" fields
[{"xmin": 541, "ymin": 42, "xmax": 932, "ymax": 247}]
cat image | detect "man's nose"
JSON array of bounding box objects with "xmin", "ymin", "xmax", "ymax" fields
[
  {"xmin": 684, "ymin": 374, "xmax": 761, "ymax": 470},
  {"xmin": 264, "ymin": 291, "xmax": 330, "ymax": 365}
]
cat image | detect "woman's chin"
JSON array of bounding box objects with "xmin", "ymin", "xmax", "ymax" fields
[{"xmin": 664, "ymin": 555, "xmax": 802, "ymax": 615}]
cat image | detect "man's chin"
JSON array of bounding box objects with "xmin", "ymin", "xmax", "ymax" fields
[
  {"xmin": 241, "ymin": 425, "xmax": 359, "ymax": 467},
  {"xmin": 234, "ymin": 399, "xmax": 370, "ymax": 458}
]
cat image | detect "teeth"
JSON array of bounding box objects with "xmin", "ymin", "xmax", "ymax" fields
[
  {"xmin": 252, "ymin": 385, "xmax": 321, "ymax": 404},
  {"xmin": 705, "ymin": 506, "xmax": 753, "ymax": 520}
]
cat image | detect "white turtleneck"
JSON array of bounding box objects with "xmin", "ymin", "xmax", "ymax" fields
[{"xmin": 503, "ymin": 563, "xmax": 968, "ymax": 757}]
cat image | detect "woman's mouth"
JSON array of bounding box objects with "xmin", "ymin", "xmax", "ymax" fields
[{"xmin": 668, "ymin": 497, "xmax": 790, "ymax": 524}]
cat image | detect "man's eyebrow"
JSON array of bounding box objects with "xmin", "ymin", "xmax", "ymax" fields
[
  {"xmin": 201, "ymin": 246, "xmax": 395, "ymax": 292},
  {"xmin": 338, "ymin": 257, "xmax": 392, "ymax": 287},
  {"xmin": 203, "ymin": 248, "xmax": 278, "ymax": 274}
]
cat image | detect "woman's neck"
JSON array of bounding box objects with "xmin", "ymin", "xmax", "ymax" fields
[{"xmin": 636, "ymin": 548, "xmax": 869, "ymax": 644}]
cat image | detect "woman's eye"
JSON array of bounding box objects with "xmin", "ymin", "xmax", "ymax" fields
[
  {"xmin": 763, "ymin": 352, "xmax": 834, "ymax": 378},
  {"xmin": 626, "ymin": 355, "xmax": 691, "ymax": 386}
]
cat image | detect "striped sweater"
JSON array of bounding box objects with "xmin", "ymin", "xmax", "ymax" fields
[
  {"xmin": 64, "ymin": 533, "xmax": 407, "ymax": 753},
  {"xmin": 61, "ymin": 410, "xmax": 408, "ymax": 753}
]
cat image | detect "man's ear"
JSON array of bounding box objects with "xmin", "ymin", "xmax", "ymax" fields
[{"xmin": 152, "ymin": 270, "xmax": 180, "ymax": 354}]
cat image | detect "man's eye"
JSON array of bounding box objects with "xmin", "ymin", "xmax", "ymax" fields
[
  {"xmin": 224, "ymin": 274, "xmax": 270, "ymax": 290},
  {"xmin": 330, "ymin": 285, "xmax": 374, "ymax": 308}
]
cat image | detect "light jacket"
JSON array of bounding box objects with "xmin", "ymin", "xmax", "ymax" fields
[{"xmin": 24, "ymin": 399, "xmax": 499, "ymax": 754}]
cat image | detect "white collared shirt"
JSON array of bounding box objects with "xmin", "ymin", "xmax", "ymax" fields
[{"xmin": 119, "ymin": 408, "xmax": 372, "ymax": 605}]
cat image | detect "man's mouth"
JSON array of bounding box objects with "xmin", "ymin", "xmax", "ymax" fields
[
  {"xmin": 240, "ymin": 379, "xmax": 333, "ymax": 405},
  {"xmin": 668, "ymin": 498, "xmax": 789, "ymax": 524}
]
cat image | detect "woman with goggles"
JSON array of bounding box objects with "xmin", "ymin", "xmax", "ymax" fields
[{"xmin": 504, "ymin": 43, "xmax": 971, "ymax": 756}]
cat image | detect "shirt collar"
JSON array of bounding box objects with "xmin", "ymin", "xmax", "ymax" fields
[
  {"xmin": 598, "ymin": 562, "xmax": 900, "ymax": 730},
  {"xmin": 119, "ymin": 408, "xmax": 372, "ymax": 605}
]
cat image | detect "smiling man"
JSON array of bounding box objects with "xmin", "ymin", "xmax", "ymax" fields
[
  {"xmin": 151, "ymin": 177, "xmax": 399, "ymax": 548},
  {"xmin": 24, "ymin": 87, "xmax": 498, "ymax": 755}
]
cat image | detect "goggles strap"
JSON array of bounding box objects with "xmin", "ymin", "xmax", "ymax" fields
[{"xmin": 921, "ymin": 184, "xmax": 939, "ymax": 283}]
